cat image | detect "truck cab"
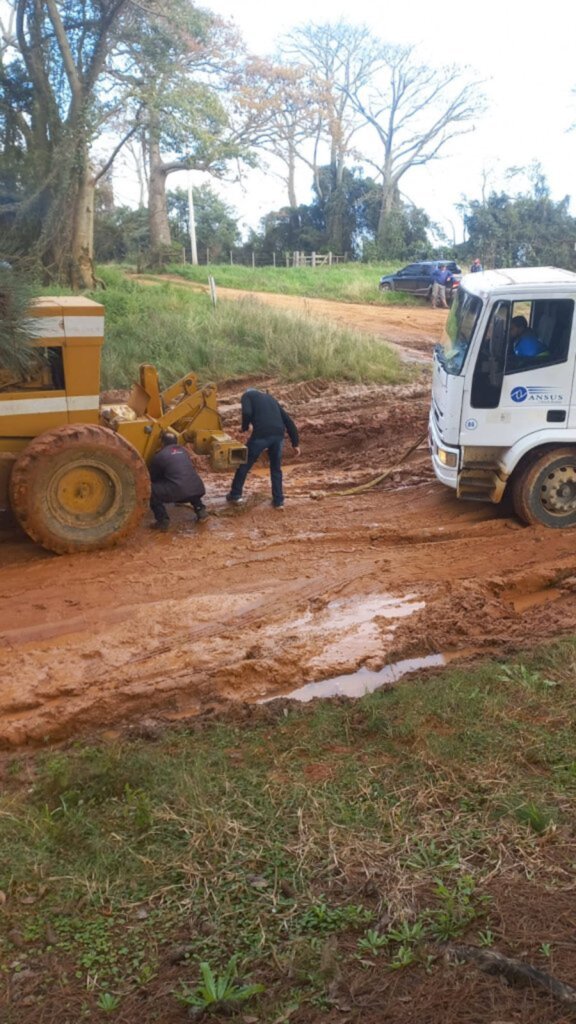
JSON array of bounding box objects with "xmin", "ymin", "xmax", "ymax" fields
[{"xmin": 429, "ymin": 267, "xmax": 576, "ymax": 527}]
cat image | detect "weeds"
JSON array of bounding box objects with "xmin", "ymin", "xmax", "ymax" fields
[
  {"xmin": 2, "ymin": 642, "xmax": 576, "ymax": 1018},
  {"xmin": 514, "ymin": 800, "xmax": 555, "ymax": 834},
  {"xmin": 96, "ymin": 992, "xmax": 121, "ymax": 1013},
  {"xmin": 87, "ymin": 268, "xmax": 406, "ymax": 389},
  {"xmin": 357, "ymin": 929, "xmax": 389, "ymax": 956},
  {"xmin": 176, "ymin": 956, "xmax": 264, "ymax": 1013}
]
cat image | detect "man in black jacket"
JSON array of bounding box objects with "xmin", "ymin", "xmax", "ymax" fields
[
  {"xmin": 149, "ymin": 432, "xmax": 208, "ymax": 532},
  {"xmin": 227, "ymin": 388, "xmax": 300, "ymax": 509}
]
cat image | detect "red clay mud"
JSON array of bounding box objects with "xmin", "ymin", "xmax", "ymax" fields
[{"xmin": 1, "ymin": 364, "xmax": 576, "ymax": 748}]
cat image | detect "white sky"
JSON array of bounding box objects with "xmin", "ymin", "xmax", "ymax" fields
[{"xmin": 114, "ymin": 0, "xmax": 576, "ymax": 244}]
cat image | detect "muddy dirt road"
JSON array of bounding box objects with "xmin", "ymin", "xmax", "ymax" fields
[{"xmin": 2, "ymin": 372, "xmax": 576, "ymax": 749}]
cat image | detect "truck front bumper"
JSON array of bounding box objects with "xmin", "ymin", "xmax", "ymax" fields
[{"xmin": 428, "ymin": 413, "xmax": 459, "ymax": 490}]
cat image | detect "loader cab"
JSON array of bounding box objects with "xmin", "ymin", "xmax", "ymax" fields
[{"xmin": 0, "ymin": 297, "xmax": 103, "ymax": 448}]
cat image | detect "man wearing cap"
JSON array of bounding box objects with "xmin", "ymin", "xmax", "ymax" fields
[
  {"xmin": 226, "ymin": 388, "xmax": 300, "ymax": 509},
  {"xmin": 149, "ymin": 432, "xmax": 208, "ymax": 532}
]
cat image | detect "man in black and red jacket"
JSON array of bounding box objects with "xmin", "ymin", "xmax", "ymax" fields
[{"xmin": 149, "ymin": 432, "xmax": 208, "ymax": 532}]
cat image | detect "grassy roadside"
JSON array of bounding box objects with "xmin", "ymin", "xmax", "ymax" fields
[
  {"xmin": 166, "ymin": 262, "xmax": 416, "ymax": 306},
  {"xmin": 2, "ymin": 640, "xmax": 576, "ymax": 1023},
  {"xmin": 87, "ymin": 269, "xmax": 407, "ymax": 391}
]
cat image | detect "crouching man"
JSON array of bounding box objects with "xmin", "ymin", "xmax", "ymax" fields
[{"xmin": 149, "ymin": 431, "xmax": 208, "ymax": 532}]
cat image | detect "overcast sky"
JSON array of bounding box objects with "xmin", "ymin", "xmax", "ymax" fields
[{"xmin": 114, "ymin": 0, "xmax": 576, "ymax": 245}]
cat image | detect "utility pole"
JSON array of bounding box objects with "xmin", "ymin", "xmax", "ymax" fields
[{"xmin": 188, "ymin": 174, "xmax": 198, "ymax": 265}]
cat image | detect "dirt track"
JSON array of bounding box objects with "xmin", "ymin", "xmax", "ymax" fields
[
  {"xmin": 2, "ymin": 320, "xmax": 576, "ymax": 748},
  {"xmin": 136, "ymin": 273, "xmax": 446, "ymax": 358}
]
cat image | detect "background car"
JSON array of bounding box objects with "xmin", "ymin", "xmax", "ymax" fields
[{"xmin": 379, "ymin": 260, "xmax": 462, "ymax": 303}]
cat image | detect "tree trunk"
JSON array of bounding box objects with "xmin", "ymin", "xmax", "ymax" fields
[
  {"xmin": 32, "ymin": 131, "xmax": 98, "ymax": 290},
  {"xmin": 148, "ymin": 137, "xmax": 172, "ymax": 250},
  {"xmin": 70, "ymin": 161, "xmax": 96, "ymax": 291},
  {"xmin": 377, "ymin": 167, "xmax": 397, "ymax": 245}
]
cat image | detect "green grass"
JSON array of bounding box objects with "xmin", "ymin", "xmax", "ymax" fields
[
  {"xmin": 86, "ymin": 267, "xmax": 406, "ymax": 391},
  {"xmin": 165, "ymin": 261, "xmax": 417, "ymax": 305},
  {"xmin": 2, "ymin": 639, "xmax": 576, "ymax": 1020}
]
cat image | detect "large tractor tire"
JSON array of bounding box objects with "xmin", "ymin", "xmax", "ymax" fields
[
  {"xmin": 10, "ymin": 424, "xmax": 150, "ymax": 554},
  {"xmin": 511, "ymin": 446, "xmax": 576, "ymax": 528}
]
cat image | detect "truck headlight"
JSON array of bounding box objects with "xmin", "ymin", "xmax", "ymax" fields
[{"xmin": 438, "ymin": 448, "xmax": 458, "ymax": 468}]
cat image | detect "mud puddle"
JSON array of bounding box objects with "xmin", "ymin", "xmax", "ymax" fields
[{"xmin": 266, "ymin": 653, "xmax": 446, "ymax": 702}]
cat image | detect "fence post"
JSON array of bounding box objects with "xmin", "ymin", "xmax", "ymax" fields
[
  {"xmin": 311, "ymin": 251, "xmax": 316, "ymax": 268},
  {"xmin": 328, "ymin": 251, "xmax": 333, "ymax": 266},
  {"xmin": 206, "ymin": 247, "xmax": 210, "ymax": 265},
  {"xmin": 208, "ymin": 275, "xmax": 217, "ymax": 307},
  {"xmin": 252, "ymin": 250, "xmax": 255, "ymax": 269},
  {"xmin": 286, "ymin": 253, "xmax": 289, "ymax": 268},
  {"xmin": 230, "ymin": 250, "xmax": 233, "ymax": 265},
  {"xmin": 273, "ymin": 252, "xmax": 276, "ymax": 268}
]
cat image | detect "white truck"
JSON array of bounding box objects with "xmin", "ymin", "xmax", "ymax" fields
[{"xmin": 429, "ymin": 266, "xmax": 576, "ymax": 527}]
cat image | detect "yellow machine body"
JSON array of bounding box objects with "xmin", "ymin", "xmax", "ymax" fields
[{"xmin": 0, "ymin": 296, "xmax": 246, "ymax": 511}]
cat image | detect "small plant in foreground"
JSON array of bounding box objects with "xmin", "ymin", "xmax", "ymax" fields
[
  {"xmin": 357, "ymin": 929, "xmax": 389, "ymax": 957},
  {"xmin": 478, "ymin": 928, "xmax": 495, "ymax": 947},
  {"xmin": 428, "ymin": 876, "xmax": 484, "ymax": 940},
  {"xmin": 299, "ymin": 901, "xmax": 373, "ymax": 933},
  {"xmin": 389, "ymin": 943, "xmax": 416, "ymax": 969},
  {"xmin": 176, "ymin": 956, "xmax": 264, "ymax": 1014},
  {"xmin": 96, "ymin": 992, "xmax": 120, "ymax": 1013},
  {"xmin": 497, "ymin": 663, "xmax": 557, "ymax": 691},
  {"xmin": 539, "ymin": 942, "xmax": 552, "ymax": 957},
  {"xmin": 515, "ymin": 801, "xmax": 554, "ymax": 834},
  {"xmin": 387, "ymin": 919, "xmax": 425, "ymax": 946},
  {"xmin": 404, "ymin": 839, "xmax": 460, "ymax": 871}
]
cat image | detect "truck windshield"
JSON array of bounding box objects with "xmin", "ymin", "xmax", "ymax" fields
[{"xmin": 436, "ymin": 289, "xmax": 482, "ymax": 375}]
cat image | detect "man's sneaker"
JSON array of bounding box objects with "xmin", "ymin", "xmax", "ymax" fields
[
  {"xmin": 226, "ymin": 494, "xmax": 243, "ymax": 504},
  {"xmin": 272, "ymin": 502, "xmax": 285, "ymax": 510},
  {"xmin": 195, "ymin": 506, "xmax": 209, "ymax": 522},
  {"xmin": 150, "ymin": 520, "xmax": 169, "ymax": 532}
]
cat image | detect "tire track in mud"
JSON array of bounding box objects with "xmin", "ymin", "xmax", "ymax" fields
[{"xmin": 2, "ymin": 373, "xmax": 576, "ymax": 747}]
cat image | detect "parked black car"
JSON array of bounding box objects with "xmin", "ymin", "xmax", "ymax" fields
[{"xmin": 379, "ymin": 260, "xmax": 462, "ymax": 303}]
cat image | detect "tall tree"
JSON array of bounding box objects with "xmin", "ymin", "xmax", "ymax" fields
[
  {"xmin": 0, "ymin": 0, "xmax": 142, "ymax": 288},
  {"xmin": 236, "ymin": 58, "xmax": 322, "ymax": 238},
  {"xmin": 116, "ymin": 1, "xmax": 257, "ymax": 261},
  {"xmin": 345, "ymin": 44, "xmax": 484, "ymax": 249},
  {"xmin": 280, "ymin": 21, "xmax": 382, "ymax": 253}
]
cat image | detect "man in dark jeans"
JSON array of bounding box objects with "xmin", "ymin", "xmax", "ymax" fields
[
  {"xmin": 227, "ymin": 388, "xmax": 300, "ymax": 509},
  {"xmin": 149, "ymin": 432, "xmax": 208, "ymax": 532}
]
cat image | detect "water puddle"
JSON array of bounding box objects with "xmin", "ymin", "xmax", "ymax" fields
[
  {"xmin": 287, "ymin": 592, "xmax": 426, "ymax": 671},
  {"xmin": 265, "ymin": 653, "xmax": 446, "ymax": 703}
]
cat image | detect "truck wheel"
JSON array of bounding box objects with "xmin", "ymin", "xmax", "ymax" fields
[
  {"xmin": 10, "ymin": 424, "xmax": 150, "ymax": 554},
  {"xmin": 511, "ymin": 447, "xmax": 576, "ymax": 528}
]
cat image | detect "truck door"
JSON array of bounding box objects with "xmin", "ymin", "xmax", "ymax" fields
[{"xmin": 460, "ymin": 297, "xmax": 575, "ymax": 447}]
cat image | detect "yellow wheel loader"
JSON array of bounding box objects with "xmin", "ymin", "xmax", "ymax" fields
[{"xmin": 0, "ymin": 296, "xmax": 246, "ymax": 554}]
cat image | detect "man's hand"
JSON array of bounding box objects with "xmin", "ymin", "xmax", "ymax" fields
[
  {"xmin": 239, "ymin": 430, "xmax": 250, "ymax": 442},
  {"xmin": 293, "ymin": 446, "xmax": 301, "ymax": 457}
]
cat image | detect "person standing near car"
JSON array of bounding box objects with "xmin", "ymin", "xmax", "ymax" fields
[
  {"xmin": 226, "ymin": 388, "xmax": 300, "ymax": 509},
  {"xmin": 431, "ymin": 264, "xmax": 451, "ymax": 309},
  {"xmin": 471, "ymin": 258, "xmax": 483, "ymax": 273}
]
